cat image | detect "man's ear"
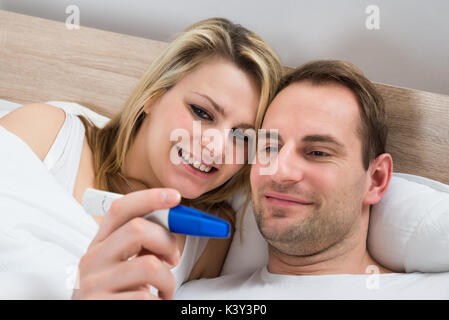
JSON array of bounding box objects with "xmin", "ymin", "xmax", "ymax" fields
[{"xmin": 363, "ymin": 153, "xmax": 393, "ymax": 205}]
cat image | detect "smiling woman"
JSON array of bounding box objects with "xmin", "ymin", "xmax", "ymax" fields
[
  {"xmin": 0, "ymin": 17, "xmax": 283, "ymax": 299},
  {"xmin": 134, "ymin": 56, "xmax": 260, "ymax": 200}
]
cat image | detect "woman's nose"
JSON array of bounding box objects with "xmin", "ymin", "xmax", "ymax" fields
[{"xmin": 199, "ymin": 129, "xmax": 225, "ymax": 165}]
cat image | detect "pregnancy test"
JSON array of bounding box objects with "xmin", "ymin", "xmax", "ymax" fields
[{"xmin": 82, "ymin": 188, "xmax": 230, "ymax": 238}]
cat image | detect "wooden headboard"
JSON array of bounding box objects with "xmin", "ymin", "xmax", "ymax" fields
[{"xmin": 1, "ymin": 10, "xmax": 449, "ymax": 184}]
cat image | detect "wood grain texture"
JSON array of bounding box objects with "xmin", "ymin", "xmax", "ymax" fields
[
  {"xmin": 1, "ymin": 10, "xmax": 448, "ymax": 184},
  {"xmin": 376, "ymin": 83, "xmax": 449, "ymax": 184},
  {"xmin": 0, "ymin": 10, "xmax": 168, "ymax": 118}
]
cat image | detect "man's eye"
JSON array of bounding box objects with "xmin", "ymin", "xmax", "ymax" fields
[
  {"xmin": 310, "ymin": 151, "xmax": 329, "ymax": 157},
  {"xmin": 190, "ymin": 105, "xmax": 212, "ymax": 120},
  {"xmin": 263, "ymin": 146, "xmax": 278, "ymax": 153}
]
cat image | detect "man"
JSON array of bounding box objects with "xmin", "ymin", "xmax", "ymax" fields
[{"xmin": 174, "ymin": 60, "xmax": 449, "ymax": 299}]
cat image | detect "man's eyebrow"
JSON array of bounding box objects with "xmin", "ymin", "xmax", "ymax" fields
[
  {"xmin": 192, "ymin": 91, "xmax": 225, "ymax": 117},
  {"xmin": 302, "ymin": 135, "xmax": 345, "ymax": 148},
  {"xmin": 192, "ymin": 91, "xmax": 254, "ymax": 129},
  {"xmin": 261, "ymin": 131, "xmax": 284, "ymax": 144}
]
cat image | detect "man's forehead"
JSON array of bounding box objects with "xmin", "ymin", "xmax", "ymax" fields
[{"xmin": 262, "ymin": 81, "xmax": 362, "ymax": 145}]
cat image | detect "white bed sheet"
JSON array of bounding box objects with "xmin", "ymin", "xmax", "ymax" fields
[{"xmin": 0, "ymin": 105, "xmax": 98, "ymax": 299}]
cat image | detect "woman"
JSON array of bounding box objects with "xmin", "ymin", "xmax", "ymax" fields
[{"xmin": 0, "ymin": 18, "xmax": 282, "ymax": 299}]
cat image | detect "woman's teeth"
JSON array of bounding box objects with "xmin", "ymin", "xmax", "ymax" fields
[{"xmin": 179, "ymin": 148, "xmax": 212, "ymax": 173}]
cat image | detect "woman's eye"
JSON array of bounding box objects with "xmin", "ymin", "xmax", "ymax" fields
[
  {"xmin": 190, "ymin": 105, "xmax": 212, "ymax": 120},
  {"xmin": 230, "ymin": 128, "xmax": 249, "ymax": 143}
]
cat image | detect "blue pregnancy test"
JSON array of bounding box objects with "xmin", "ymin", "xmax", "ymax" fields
[{"xmin": 82, "ymin": 188, "xmax": 230, "ymax": 238}]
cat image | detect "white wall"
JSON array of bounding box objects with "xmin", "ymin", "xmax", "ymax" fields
[{"xmin": 2, "ymin": 0, "xmax": 449, "ymax": 95}]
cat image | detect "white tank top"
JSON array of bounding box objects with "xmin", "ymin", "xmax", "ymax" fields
[
  {"xmin": 42, "ymin": 102, "xmax": 208, "ymax": 290},
  {"xmin": 42, "ymin": 110, "xmax": 85, "ymax": 193}
]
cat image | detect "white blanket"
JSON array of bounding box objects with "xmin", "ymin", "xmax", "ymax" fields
[{"xmin": 0, "ymin": 125, "xmax": 98, "ymax": 299}]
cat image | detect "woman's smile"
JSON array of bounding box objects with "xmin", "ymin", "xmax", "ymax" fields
[{"xmin": 175, "ymin": 145, "xmax": 219, "ymax": 179}]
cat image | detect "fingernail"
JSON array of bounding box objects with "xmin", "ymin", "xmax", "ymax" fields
[{"xmin": 162, "ymin": 190, "xmax": 181, "ymax": 203}]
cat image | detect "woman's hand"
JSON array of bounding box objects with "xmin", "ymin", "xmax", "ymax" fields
[{"xmin": 72, "ymin": 188, "xmax": 181, "ymax": 300}]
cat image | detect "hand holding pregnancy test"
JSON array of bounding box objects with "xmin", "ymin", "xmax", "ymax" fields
[
  {"xmin": 73, "ymin": 188, "xmax": 185, "ymax": 300},
  {"xmin": 82, "ymin": 188, "xmax": 230, "ymax": 238}
]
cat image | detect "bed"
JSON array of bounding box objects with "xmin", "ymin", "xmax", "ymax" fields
[{"xmin": 1, "ymin": 10, "xmax": 449, "ymax": 299}]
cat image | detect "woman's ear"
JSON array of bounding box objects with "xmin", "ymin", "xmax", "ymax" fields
[{"xmin": 363, "ymin": 153, "xmax": 393, "ymax": 205}]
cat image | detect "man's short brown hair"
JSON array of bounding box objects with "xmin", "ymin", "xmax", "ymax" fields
[{"xmin": 278, "ymin": 60, "xmax": 388, "ymax": 170}]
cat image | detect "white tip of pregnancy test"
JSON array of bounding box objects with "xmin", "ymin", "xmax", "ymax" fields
[{"xmin": 82, "ymin": 188, "xmax": 124, "ymax": 216}]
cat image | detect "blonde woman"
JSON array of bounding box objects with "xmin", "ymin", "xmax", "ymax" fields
[{"xmin": 0, "ymin": 18, "xmax": 282, "ymax": 299}]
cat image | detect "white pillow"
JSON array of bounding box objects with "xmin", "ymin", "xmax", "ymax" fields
[
  {"xmin": 221, "ymin": 193, "xmax": 268, "ymax": 275},
  {"xmin": 222, "ymin": 173, "xmax": 449, "ymax": 275},
  {"xmin": 369, "ymin": 173, "xmax": 449, "ymax": 272}
]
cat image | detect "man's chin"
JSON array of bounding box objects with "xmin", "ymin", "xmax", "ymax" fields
[{"xmin": 258, "ymin": 218, "xmax": 301, "ymax": 242}]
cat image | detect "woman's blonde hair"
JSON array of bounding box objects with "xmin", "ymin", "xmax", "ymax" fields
[{"xmin": 78, "ymin": 17, "xmax": 283, "ymax": 226}]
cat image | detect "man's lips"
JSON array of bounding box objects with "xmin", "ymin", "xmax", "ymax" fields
[{"xmin": 264, "ymin": 191, "xmax": 313, "ymax": 206}]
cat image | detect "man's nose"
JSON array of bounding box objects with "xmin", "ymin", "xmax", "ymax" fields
[{"xmin": 271, "ymin": 142, "xmax": 304, "ymax": 184}]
